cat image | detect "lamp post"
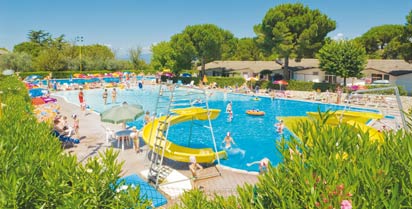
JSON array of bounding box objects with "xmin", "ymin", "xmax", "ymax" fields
[{"xmin": 75, "ymin": 36, "xmax": 84, "ymax": 71}]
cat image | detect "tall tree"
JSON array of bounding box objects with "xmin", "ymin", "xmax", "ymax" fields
[
  {"xmin": 82, "ymin": 44, "xmax": 115, "ymax": 61},
  {"xmin": 356, "ymin": 24, "xmax": 404, "ymax": 58},
  {"xmin": 34, "ymin": 48, "xmax": 66, "ymax": 71},
  {"xmin": 400, "ymin": 10, "xmax": 412, "ymax": 63},
  {"xmin": 150, "ymin": 41, "xmax": 177, "ymax": 71},
  {"xmin": 220, "ymin": 31, "xmax": 237, "ymax": 61},
  {"xmin": 255, "ymin": 3, "xmax": 336, "ymax": 79},
  {"xmin": 170, "ymin": 33, "xmax": 196, "ymax": 72},
  {"xmin": 129, "ymin": 46, "xmax": 147, "ymax": 70},
  {"xmin": 0, "ymin": 52, "xmax": 32, "ymax": 72},
  {"xmin": 317, "ymin": 40, "xmax": 367, "ymax": 86},
  {"xmin": 232, "ymin": 38, "xmax": 263, "ymax": 61},
  {"xmin": 27, "ymin": 30, "xmax": 50, "ymax": 46},
  {"xmin": 13, "ymin": 42, "xmax": 42, "ymax": 58},
  {"xmin": 171, "ymin": 24, "xmax": 236, "ymax": 77}
]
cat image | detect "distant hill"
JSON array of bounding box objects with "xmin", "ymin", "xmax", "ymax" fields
[{"xmin": 117, "ymin": 53, "xmax": 152, "ymax": 64}]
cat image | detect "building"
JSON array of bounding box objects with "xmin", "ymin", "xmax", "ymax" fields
[{"xmin": 200, "ymin": 59, "xmax": 412, "ymax": 94}]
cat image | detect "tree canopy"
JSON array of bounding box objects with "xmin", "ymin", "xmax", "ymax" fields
[
  {"xmin": 7, "ymin": 30, "xmax": 127, "ymax": 72},
  {"xmin": 232, "ymin": 38, "xmax": 263, "ymax": 61},
  {"xmin": 317, "ymin": 40, "xmax": 367, "ymax": 86},
  {"xmin": 171, "ymin": 24, "xmax": 236, "ymax": 76},
  {"xmin": 129, "ymin": 46, "xmax": 148, "ymax": 71},
  {"xmin": 400, "ymin": 10, "xmax": 412, "ymax": 63},
  {"xmin": 355, "ymin": 24, "xmax": 404, "ymax": 59},
  {"xmin": 255, "ymin": 3, "xmax": 336, "ymax": 79},
  {"xmin": 150, "ymin": 41, "xmax": 177, "ymax": 71}
]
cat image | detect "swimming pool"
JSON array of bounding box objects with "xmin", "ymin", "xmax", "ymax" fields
[{"xmin": 53, "ymin": 86, "xmax": 376, "ymax": 172}]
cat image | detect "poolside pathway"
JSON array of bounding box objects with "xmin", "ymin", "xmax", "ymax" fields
[{"xmin": 54, "ymin": 95, "xmax": 259, "ymax": 206}]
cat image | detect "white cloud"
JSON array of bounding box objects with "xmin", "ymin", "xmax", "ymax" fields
[
  {"xmin": 332, "ymin": 33, "xmax": 345, "ymax": 41},
  {"xmin": 99, "ymin": 43, "xmax": 112, "ymax": 48},
  {"xmin": 142, "ymin": 45, "xmax": 152, "ymax": 54}
]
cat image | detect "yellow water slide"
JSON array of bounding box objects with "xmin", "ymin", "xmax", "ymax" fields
[
  {"xmin": 141, "ymin": 107, "xmax": 227, "ymax": 163},
  {"xmin": 278, "ymin": 111, "xmax": 384, "ymax": 144},
  {"xmin": 306, "ymin": 110, "xmax": 383, "ymax": 125}
]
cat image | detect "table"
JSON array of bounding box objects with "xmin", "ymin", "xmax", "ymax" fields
[{"xmin": 115, "ymin": 129, "xmax": 133, "ymax": 151}]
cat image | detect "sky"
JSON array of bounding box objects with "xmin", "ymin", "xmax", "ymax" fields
[{"xmin": 1, "ymin": 0, "xmax": 411, "ymax": 58}]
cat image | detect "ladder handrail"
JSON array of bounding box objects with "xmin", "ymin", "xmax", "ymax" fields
[{"xmin": 147, "ymin": 83, "xmax": 222, "ymax": 188}]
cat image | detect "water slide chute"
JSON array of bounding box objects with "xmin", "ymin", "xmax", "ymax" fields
[{"xmin": 141, "ymin": 107, "xmax": 227, "ymax": 163}]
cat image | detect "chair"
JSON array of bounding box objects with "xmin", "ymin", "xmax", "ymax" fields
[
  {"xmin": 103, "ymin": 127, "xmax": 116, "ymax": 144},
  {"xmin": 186, "ymin": 80, "xmax": 194, "ymax": 87},
  {"xmin": 52, "ymin": 130, "xmax": 80, "ymax": 148}
]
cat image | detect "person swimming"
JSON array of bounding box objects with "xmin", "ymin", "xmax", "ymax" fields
[
  {"xmin": 223, "ymin": 132, "xmax": 235, "ymax": 149},
  {"xmin": 275, "ymin": 120, "xmax": 284, "ymax": 134},
  {"xmin": 226, "ymin": 101, "xmax": 232, "ymax": 113},
  {"xmin": 246, "ymin": 157, "xmax": 270, "ymax": 174}
]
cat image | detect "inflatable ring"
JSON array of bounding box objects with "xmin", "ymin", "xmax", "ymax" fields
[{"xmin": 246, "ymin": 110, "xmax": 265, "ymax": 116}]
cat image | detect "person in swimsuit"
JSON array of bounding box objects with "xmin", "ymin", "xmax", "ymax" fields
[
  {"xmin": 103, "ymin": 89, "xmax": 108, "ymax": 105},
  {"xmin": 246, "ymin": 157, "xmax": 270, "ymax": 174},
  {"xmin": 259, "ymin": 157, "xmax": 270, "ymax": 173},
  {"xmin": 72, "ymin": 114, "xmax": 80, "ymax": 138},
  {"xmin": 130, "ymin": 127, "xmax": 140, "ymax": 153},
  {"xmin": 189, "ymin": 155, "xmax": 203, "ymax": 178},
  {"xmin": 78, "ymin": 89, "xmax": 86, "ymax": 114},
  {"xmin": 144, "ymin": 111, "xmax": 152, "ymax": 125},
  {"xmin": 112, "ymin": 88, "xmax": 117, "ymax": 104},
  {"xmin": 226, "ymin": 101, "xmax": 232, "ymax": 113},
  {"xmin": 275, "ymin": 120, "xmax": 284, "ymax": 134},
  {"xmin": 223, "ymin": 132, "xmax": 235, "ymax": 149}
]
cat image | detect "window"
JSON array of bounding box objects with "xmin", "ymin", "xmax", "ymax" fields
[
  {"xmin": 383, "ymin": 74, "xmax": 390, "ymax": 80},
  {"xmin": 371, "ymin": 73, "xmax": 383, "ymax": 82},
  {"xmin": 313, "ymin": 72, "xmax": 319, "ymax": 75},
  {"xmin": 324, "ymin": 73, "xmax": 336, "ymax": 83}
]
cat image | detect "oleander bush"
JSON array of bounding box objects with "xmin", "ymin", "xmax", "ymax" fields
[
  {"xmin": 0, "ymin": 75, "xmax": 150, "ymax": 208},
  {"xmin": 173, "ymin": 112, "xmax": 412, "ymax": 208}
]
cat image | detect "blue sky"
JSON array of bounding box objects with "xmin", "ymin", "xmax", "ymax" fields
[{"xmin": 1, "ymin": 0, "xmax": 411, "ymax": 58}]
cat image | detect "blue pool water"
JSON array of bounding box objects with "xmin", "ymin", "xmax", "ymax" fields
[{"xmin": 53, "ymin": 86, "xmax": 376, "ymax": 172}]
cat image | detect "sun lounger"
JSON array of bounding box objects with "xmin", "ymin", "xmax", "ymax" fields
[{"xmin": 52, "ymin": 129, "xmax": 80, "ymax": 148}]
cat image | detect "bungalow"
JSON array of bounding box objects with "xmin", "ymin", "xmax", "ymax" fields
[{"xmin": 200, "ymin": 59, "xmax": 412, "ymax": 94}]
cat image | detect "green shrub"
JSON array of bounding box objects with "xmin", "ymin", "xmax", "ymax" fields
[
  {"xmin": 287, "ymin": 80, "xmax": 315, "ymax": 91},
  {"xmin": 364, "ymin": 85, "xmax": 407, "ymax": 96},
  {"xmin": 0, "ymin": 75, "xmax": 150, "ymax": 208}
]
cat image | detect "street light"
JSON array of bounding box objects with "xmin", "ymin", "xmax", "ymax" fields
[{"xmin": 75, "ymin": 36, "xmax": 84, "ymax": 71}]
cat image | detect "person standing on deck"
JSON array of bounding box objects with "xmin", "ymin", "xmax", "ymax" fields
[
  {"xmin": 112, "ymin": 88, "xmax": 117, "ymax": 104},
  {"xmin": 78, "ymin": 88, "xmax": 86, "ymax": 114}
]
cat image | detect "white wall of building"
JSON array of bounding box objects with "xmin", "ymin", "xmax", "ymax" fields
[{"xmin": 395, "ymin": 74, "xmax": 412, "ymax": 95}]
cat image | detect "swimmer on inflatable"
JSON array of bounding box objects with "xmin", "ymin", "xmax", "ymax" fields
[{"xmin": 222, "ymin": 132, "xmax": 235, "ymax": 149}]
